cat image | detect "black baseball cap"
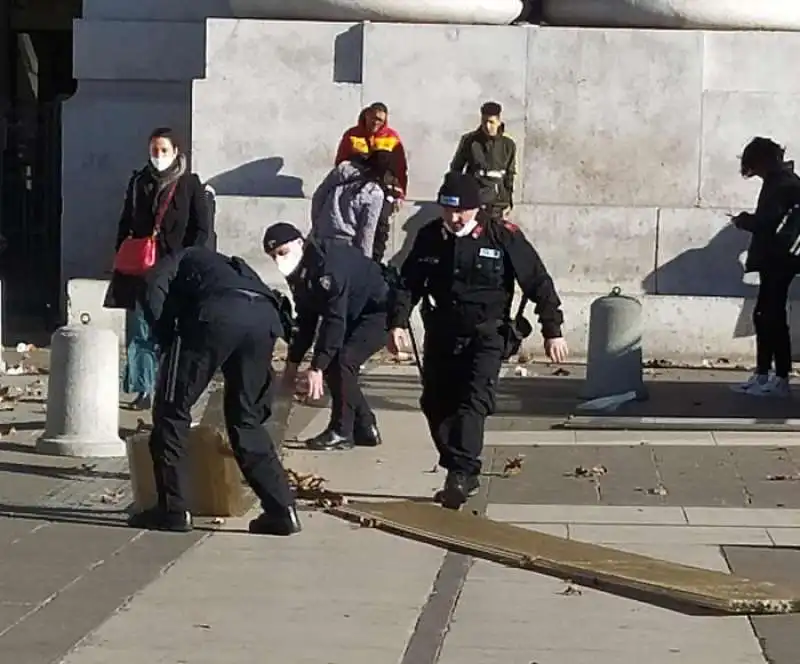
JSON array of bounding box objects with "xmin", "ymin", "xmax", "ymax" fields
[
  {"xmin": 262, "ymin": 222, "xmax": 302, "ymax": 253},
  {"xmin": 437, "ymin": 172, "xmax": 482, "ymax": 210}
]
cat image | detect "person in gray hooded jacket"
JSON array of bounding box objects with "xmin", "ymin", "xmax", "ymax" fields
[{"xmin": 310, "ymin": 150, "xmax": 399, "ymax": 263}]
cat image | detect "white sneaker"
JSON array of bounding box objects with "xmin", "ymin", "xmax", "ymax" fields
[
  {"xmin": 750, "ymin": 375, "xmax": 791, "ymax": 398},
  {"xmin": 730, "ymin": 373, "xmax": 769, "ymax": 394}
]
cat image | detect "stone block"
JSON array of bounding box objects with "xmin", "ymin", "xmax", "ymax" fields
[
  {"xmin": 519, "ymin": 205, "xmax": 657, "ymax": 294},
  {"xmin": 652, "ymin": 207, "xmax": 754, "ymax": 298},
  {"xmin": 699, "ymin": 91, "xmax": 800, "ymax": 209},
  {"xmin": 74, "ymin": 20, "xmax": 207, "ymax": 81},
  {"xmin": 703, "ymin": 32, "xmax": 800, "ymax": 94},
  {"xmin": 525, "ymin": 28, "xmax": 702, "ymax": 206},
  {"xmin": 192, "ymin": 19, "xmax": 363, "ymax": 198},
  {"xmin": 62, "ymin": 81, "xmax": 191, "ymax": 283},
  {"xmin": 361, "ymin": 23, "xmax": 528, "ymax": 202},
  {"xmin": 213, "ymin": 195, "xmax": 311, "ymax": 286}
]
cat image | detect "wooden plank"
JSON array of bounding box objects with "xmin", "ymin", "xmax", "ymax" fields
[
  {"xmin": 328, "ymin": 500, "xmax": 800, "ymax": 615},
  {"xmin": 561, "ymin": 415, "xmax": 800, "ymax": 433}
]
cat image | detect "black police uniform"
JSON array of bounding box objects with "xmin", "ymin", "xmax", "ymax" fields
[
  {"xmin": 131, "ymin": 246, "xmax": 301, "ymax": 536},
  {"xmin": 287, "ymin": 237, "xmax": 389, "ymax": 450},
  {"xmin": 389, "ymin": 175, "xmax": 564, "ymax": 509}
]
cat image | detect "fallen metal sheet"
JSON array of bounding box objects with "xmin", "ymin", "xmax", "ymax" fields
[
  {"xmin": 328, "ymin": 500, "xmax": 800, "ymax": 615},
  {"xmin": 560, "ymin": 415, "xmax": 800, "ymax": 432}
]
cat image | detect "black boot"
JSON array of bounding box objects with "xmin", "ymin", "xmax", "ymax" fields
[
  {"xmin": 131, "ymin": 393, "xmax": 153, "ymax": 411},
  {"xmin": 354, "ymin": 423, "xmax": 382, "ymax": 447},
  {"xmin": 248, "ymin": 505, "xmax": 303, "ymax": 536},
  {"xmin": 127, "ymin": 507, "xmax": 193, "ymax": 532},
  {"xmin": 304, "ymin": 429, "xmax": 354, "ymax": 451},
  {"xmin": 434, "ymin": 472, "xmax": 480, "ymax": 510}
]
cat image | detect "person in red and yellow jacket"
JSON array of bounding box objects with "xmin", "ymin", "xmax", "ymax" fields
[{"xmin": 335, "ymin": 102, "xmax": 409, "ymax": 197}]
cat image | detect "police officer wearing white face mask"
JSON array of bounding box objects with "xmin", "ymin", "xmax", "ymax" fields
[
  {"xmin": 104, "ymin": 127, "xmax": 212, "ymax": 412},
  {"xmin": 387, "ymin": 172, "xmax": 568, "ymax": 510},
  {"xmin": 263, "ymin": 222, "xmax": 389, "ymax": 451}
]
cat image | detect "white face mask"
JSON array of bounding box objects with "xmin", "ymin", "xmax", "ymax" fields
[
  {"xmin": 274, "ymin": 243, "xmax": 304, "ymax": 277},
  {"xmin": 150, "ymin": 154, "xmax": 176, "ymax": 173},
  {"xmin": 444, "ymin": 219, "xmax": 478, "ymax": 238}
]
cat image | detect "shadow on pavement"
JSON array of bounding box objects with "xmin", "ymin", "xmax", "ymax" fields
[
  {"xmin": 360, "ymin": 372, "xmax": 800, "ymax": 424},
  {"xmin": 0, "ymin": 504, "xmax": 130, "ymax": 528},
  {"xmin": 0, "ymin": 460, "xmax": 129, "ymax": 481}
]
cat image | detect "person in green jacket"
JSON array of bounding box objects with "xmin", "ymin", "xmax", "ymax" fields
[{"xmin": 449, "ymin": 101, "xmax": 517, "ymax": 220}]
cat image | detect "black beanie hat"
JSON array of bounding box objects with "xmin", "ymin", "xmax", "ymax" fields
[
  {"xmin": 262, "ymin": 222, "xmax": 302, "ymax": 253},
  {"xmin": 437, "ymin": 172, "xmax": 482, "ymax": 210}
]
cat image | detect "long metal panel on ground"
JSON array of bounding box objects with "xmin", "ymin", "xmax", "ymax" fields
[{"xmin": 329, "ymin": 500, "xmax": 800, "ymax": 615}]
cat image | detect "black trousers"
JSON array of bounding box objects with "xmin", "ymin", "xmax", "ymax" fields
[
  {"xmin": 148, "ymin": 296, "xmax": 294, "ymax": 515},
  {"xmin": 324, "ymin": 310, "xmax": 387, "ymax": 437},
  {"xmin": 419, "ymin": 329, "xmax": 505, "ymax": 476},
  {"xmin": 755, "ymin": 269, "xmax": 795, "ymax": 378}
]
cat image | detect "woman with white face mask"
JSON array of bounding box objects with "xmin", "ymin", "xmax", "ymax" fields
[{"xmin": 104, "ymin": 127, "xmax": 212, "ymax": 411}]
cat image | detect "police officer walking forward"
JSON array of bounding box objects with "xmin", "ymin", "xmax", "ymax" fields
[
  {"xmin": 263, "ymin": 222, "xmax": 388, "ymax": 451},
  {"xmin": 128, "ymin": 246, "xmax": 302, "ymax": 536},
  {"xmin": 387, "ymin": 173, "xmax": 568, "ymax": 509}
]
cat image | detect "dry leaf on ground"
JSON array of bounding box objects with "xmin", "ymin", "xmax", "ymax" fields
[
  {"xmin": 568, "ymin": 465, "xmax": 607, "ymax": 478},
  {"xmin": 502, "ymin": 455, "xmax": 526, "ymax": 477}
]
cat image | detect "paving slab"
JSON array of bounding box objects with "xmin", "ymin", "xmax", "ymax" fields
[
  {"xmin": 567, "ymin": 524, "xmax": 774, "ymax": 546},
  {"xmin": 487, "ymin": 504, "xmax": 689, "ymax": 524},
  {"xmin": 485, "ymin": 444, "xmax": 800, "ymax": 508},
  {"xmin": 60, "ymin": 514, "xmax": 444, "ymax": 664},
  {"xmin": 438, "ymin": 547, "xmax": 766, "ymax": 664},
  {"xmin": 685, "ymin": 507, "xmax": 800, "ymax": 528},
  {"xmin": 723, "ymin": 546, "xmax": 800, "ymax": 664}
]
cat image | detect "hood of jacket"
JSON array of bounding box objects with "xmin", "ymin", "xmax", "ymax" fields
[{"xmin": 356, "ymin": 107, "xmax": 398, "ymax": 138}]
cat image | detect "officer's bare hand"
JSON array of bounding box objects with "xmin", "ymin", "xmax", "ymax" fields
[
  {"xmin": 387, "ymin": 327, "xmax": 409, "ymax": 355},
  {"xmin": 501, "ymin": 206, "xmax": 512, "ymax": 220},
  {"xmin": 304, "ymin": 369, "xmax": 325, "ymax": 401},
  {"xmin": 544, "ymin": 337, "xmax": 569, "ymax": 364}
]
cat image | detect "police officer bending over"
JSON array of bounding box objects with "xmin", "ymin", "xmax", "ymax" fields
[
  {"xmin": 263, "ymin": 222, "xmax": 387, "ymax": 451},
  {"xmin": 128, "ymin": 246, "xmax": 301, "ymax": 536},
  {"xmin": 387, "ymin": 173, "xmax": 568, "ymax": 510}
]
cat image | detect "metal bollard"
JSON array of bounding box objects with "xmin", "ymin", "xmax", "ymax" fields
[
  {"xmin": 580, "ymin": 286, "xmax": 648, "ymax": 401},
  {"xmin": 36, "ymin": 323, "xmax": 126, "ymax": 457}
]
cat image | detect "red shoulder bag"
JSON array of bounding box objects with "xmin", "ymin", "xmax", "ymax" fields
[{"xmin": 113, "ymin": 182, "xmax": 178, "ymax": 276}]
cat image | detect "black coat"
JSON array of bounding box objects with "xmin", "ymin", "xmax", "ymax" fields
[
  {"xmin": 103, "ymin": 167, "xmax": 211, "ymax": 311},
  {"xmin": 737, "ymin": 163, "xmax": 800, "ymax": 274}
]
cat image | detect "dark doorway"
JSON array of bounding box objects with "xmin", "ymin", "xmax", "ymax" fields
[{"xmin": 1, "ymin": 3, "xmax": 79, "ymax": 347}]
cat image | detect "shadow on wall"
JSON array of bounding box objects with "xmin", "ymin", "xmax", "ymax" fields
[
  {"xmin": 642, "ymin": 224, "xmax": 757, "ymax": 339},
  {"xmin": 389, "ymin": 202, "xmax": 441, "ymax": 268},
  {"xmin": 205, "ymin": 157, "xmax": 304, "ymax": 198}
]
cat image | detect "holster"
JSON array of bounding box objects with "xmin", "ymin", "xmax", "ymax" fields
[{"xmin": 500, "ymin": 314, "xmax": 533, "ymax": 360}]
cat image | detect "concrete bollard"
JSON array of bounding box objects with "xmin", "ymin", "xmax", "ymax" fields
[
  {"xmin": 36, "ymin": 324, "xmax": 125, "ymax": 457},
  {"xmin": 580, "ymin": 286, "xmax": 648, "ymax": 401}
]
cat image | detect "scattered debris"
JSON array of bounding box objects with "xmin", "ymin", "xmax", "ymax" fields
[
  {"xmin": 501, "ymin": 455, "xmax": 526, "ymax": 477},
  {"xmin": 517, "ymin": 349, "xmax": 532, "ymax": 364},
  {"xmin": 392, "ymin": 351, "xmax": 412, "ymax": 363},
  {"xmin": 568, "ymin": 465, "xmax": 607, "ymax": 479},
  {"xmin": 557, "ymin": 582, "xmax": 583, "ymax": 596},
  {"xmin": 80, "ymin": 463, "xmax": 98, "ymax": 473},
  {"xmin": 210, "ymin": 517, "xmax": 225, "ymax": 525},
  {"xmin": 644, "ymin": 358, "xmax": 674, "ymax": 369},
  {"xmin": 358, "ymin": 517, "xmax": 377, "ymax": 528},
  {"xmin": 636, "ymin": 485, "xmax": 669, "ymax": 496},
  {"xmin": 286, "ymin": 469, "xmax": 346, "ymax": 508},
  {"xmin": 514, "ymin": 366, "xmax": 529, "ymax": 377},
  {"xmin": 99, "ymin": 488, "xmax": 126, "ymax": 504},
  {"xmin": 552, "ymin": 367, "xmax": 570, "ymax": 376},
  {"xmin": 0, "ymin": 426, "xmax": 17, "ymax": 437},
  {"xmin": 766, "ymin": 474, "xmax": 800, "ymax": 482},
  {"xmin": 193, "ymin": 624, "xmax": 212, "ymax": 630}
]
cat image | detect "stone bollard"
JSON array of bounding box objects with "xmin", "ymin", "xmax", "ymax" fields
[
  {"xmin": 580, "ymin": 286, "xmax": 648, "ymax": 401},
  {"xmin": 36, "ymin": 324, "xmax": 125, "ymax": 457}
]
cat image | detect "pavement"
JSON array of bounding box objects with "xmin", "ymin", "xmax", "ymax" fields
[{"xmin": 2, "ymin": 359, "xmax": 800, "ymax": 663}]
